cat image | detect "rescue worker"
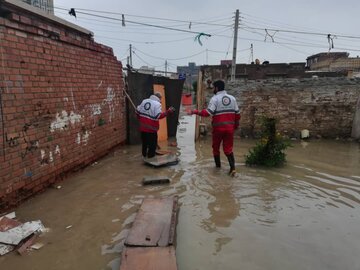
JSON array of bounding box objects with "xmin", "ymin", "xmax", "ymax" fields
[
  {"xmin": 136, "ymin": 92, "xmax": 175, "ymax": 159},
  {"xmin": 189, "ymin": 80, "xmax": 240, "ymax": 176}
]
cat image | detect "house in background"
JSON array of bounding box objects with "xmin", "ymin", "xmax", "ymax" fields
[
  {"xmin": 307, "ymin": 52, "xmax": 360, "ymax": 77},
  {"xmin": 177, "ymin": 62, "xmax": 200, "ymax": 90}
]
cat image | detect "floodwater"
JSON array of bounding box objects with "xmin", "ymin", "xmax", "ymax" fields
[{"xmin": 1, "ymin": 111, "xmax": 360, "ymax": 270}]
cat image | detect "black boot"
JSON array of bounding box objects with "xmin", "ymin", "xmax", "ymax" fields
[
  {"xmin": 226, "ymin": 153, "xmax": 236, "ymax": 176},
  {"xmin": 214, "ymin": 155, "xmax": 221, "ymax": 168}
]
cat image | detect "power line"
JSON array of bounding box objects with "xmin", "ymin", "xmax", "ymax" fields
[
  {"xmin": 132, "ymin": 51, "xmax": 154, "ymax": 67},
  {"xmin": 240, "ymin": 13, "xmax": 328, "ymax": 34},
  {"xmin": 62, "ymin": 9, "xmax": 212, "ymax": 37},
  {"xmin": 241, "ymin": 28, "xmax": 360, "ymax": 52},
  {"xmin": 96, "ymin": 35, "xmax": 195, "ymax": 44},
  {"xmin": 241, "ymin": 25, "xmax": 360, "ymax": 40},
  {"xmin": 207, "ymin": 48, "xmax": 251, "ymax": 54},
  {"xmin": 133, "ymin": 47, "xmax": 206, "ymax": 61},
  {"xmin": 224, "ymin": 26, "xmax": 234, "ymax": 59},
  {"xmin": 56, "ymin": 10, "xmax": 233, "ymax": 39},
  {"xmin": 54, "ymin": 7, "xmax": 232, "ymax": 27}
]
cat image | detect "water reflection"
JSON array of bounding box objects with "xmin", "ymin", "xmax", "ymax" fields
[{"xmin": 201, "ymin": 181, "xmax": 240, "ymax": 231}]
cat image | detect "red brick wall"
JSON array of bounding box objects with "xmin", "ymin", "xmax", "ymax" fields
[{"xmin": 0, "ymin": 4, "xmax": 126, "ymax": 209}]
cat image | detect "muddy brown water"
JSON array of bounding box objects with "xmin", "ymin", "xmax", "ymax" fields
[{"xmin": 1, "ymin": 113, "xmax": 360, "ymax": 270}]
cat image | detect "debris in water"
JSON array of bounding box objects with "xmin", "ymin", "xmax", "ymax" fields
[
  {"xmin": 0, "ymin": 217, "xmax": 21, "ymax": 232},
  {"xmin": 0, "ymin": 220, "xmax": 44, "ymax": 245},
  {"xmin": 30, "ymin": 242, "xmax": 44, "ymax": 250},
  {"xmin": 301, "ymin": 129, "xmax": 310, "ymax": 139},
  {"xmin": 0, "ymin": 212, "xmax": 16, "ymax": 221},
  {"xmin": 41, "ymin": 227, "xmax": 51, "ymax": 233},
  {"xmin": 142, "ymin": 176, "xmax": 170, "ymax": 185},
  {"xmin": 0, "ymin": 218, "xmax": 46, "ymax": 257},
  {"xmin": 65, "ymin": 225, "xmax": 73, "ymax": 230},
  {"xmin": 17, "ymin": 234, "xmax": 38, "ymax": 255}
]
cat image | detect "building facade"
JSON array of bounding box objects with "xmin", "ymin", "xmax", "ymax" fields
[
  {"xmin": 21, "ymin": 0, "xmax": 54, "ymax": 14},
  {"xmin": 177, "ymin": 62, "xmax": 200, "ymax": 90},
  {"xmin": 307, "ymin": 52, "xmax": 360, "ymax": 74}
]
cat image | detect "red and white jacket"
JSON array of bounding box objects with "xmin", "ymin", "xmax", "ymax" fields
[
  {"xmin": 136, "ymin": 95, "xmax": 167, "ymax": 133},
  {"xmin": 198, "ymin": 90, "xmax": 240, "ymax": 132}
]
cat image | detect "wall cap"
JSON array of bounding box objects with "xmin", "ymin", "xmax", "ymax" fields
[{"xmin": 2, "ymin": 0, "xmax": 93, "ymax": 36}]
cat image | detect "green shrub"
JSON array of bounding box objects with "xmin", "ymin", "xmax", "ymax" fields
[{"xmin": 245, "ymin": 117, "xmax": 291, "ymax": 167}]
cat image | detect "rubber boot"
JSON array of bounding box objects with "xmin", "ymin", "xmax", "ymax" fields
[
  {"xmin": 214, "ymin": 155, "xmax": 221, "ymax": 168},
  {"xmin": 226, "ymin": 153, "xmax": 236, "ymax": 176}
]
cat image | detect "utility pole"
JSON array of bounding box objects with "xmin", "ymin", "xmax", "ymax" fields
[
  {"xmin": 129, "ymin": 44, "xmax": 133, "ymax": 67},
  {"xmin": 165, "ymin": 60, "xmax": 168, "ymax": 76},
  {"xmin": 231, "ymin": 9, "xmax": 239, "ymax": 81},
  {"xmin": 250, "ymin": 43, "xmax": 254, "ymax": 63}
]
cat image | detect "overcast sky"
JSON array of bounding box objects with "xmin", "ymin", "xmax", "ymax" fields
[{"xmin": 54, "ymin": 0, "xmax": 360, "ymax": 72}]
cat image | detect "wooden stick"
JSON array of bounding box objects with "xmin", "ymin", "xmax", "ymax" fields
[{"xmin": 123, "ymin": 89, "xmax": 137, "ymax": 110}]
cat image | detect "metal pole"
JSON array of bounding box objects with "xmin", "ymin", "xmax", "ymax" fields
[
  {"xmin": 165, "ymin": 60, "xmax": 167, "ymax": 76},
  {"xmin": 129, "ymin": 44, "xmax": 133, "ymax": 67},
  {"xmin": 231, "ymin": 9, "xmax": 239, "ymax": 81}
]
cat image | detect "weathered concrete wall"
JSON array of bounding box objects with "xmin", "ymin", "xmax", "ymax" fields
[
  {"xmin": 0, "ymin": 2, "xmax": 126, "ymax": 208},
  {"xmin": 201, "ymin": 77, "xmax": 360, "ymax": 138},
  {"xmin": 352, "ymin": 96, "xmax": 360, "ymax": 139}
]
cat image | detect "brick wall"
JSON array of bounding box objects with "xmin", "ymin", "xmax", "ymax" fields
[
  {"xmin": 0, "ymin": 2, "xmax": 126, "ymax": 209},
  {"xmin": 201, "ymin": 78, "xmax": 360, "ymax": 138}
]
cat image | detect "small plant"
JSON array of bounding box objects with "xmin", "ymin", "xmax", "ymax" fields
[
  {"xmin": 98, "ymin": 118, "xmax": 106, "ymax": 126},
  {"xmin": 245, "ymin": 117, "xmax": 291, "ymax": 167}
]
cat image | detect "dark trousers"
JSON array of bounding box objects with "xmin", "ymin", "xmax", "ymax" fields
[{"xmin": 141, "ymin": 132, "xmax": 158, "ymax": 158}]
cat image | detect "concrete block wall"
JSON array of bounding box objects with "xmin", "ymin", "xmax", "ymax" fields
[
  {"xmin": 0, "ymin": 3, "xmax": 126, "ymax": 208},
  {"xmin": 201, "ymin": 78, "xmax": 360, "ymax": 138}
]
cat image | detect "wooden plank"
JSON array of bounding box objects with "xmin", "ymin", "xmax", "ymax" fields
[
  {"xmin": 195, "ymin": 70, "xmax": 203, "ymax": 141},
  {"xmin": 17, "ymin": 234, "xmax": 38, "ymax": 255},
  {"xmin": 120, "ymin": 247, "xmax": 177, "ymax": 270},
  {"xmin": 142, "ymin": 176, "xmax": 170, "ymax": 185},
  {"xmin": 155, "ymin": 150, "xmax": 171, "ymax": 155},
  {"xmin": 125, "ymin": 197, "xmax": 177, "ymax": 247},
  {"xmin": 143, "ymin": 154, "xmax": 179, "ymax": 168}
]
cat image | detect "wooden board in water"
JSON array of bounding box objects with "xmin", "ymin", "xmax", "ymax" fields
[
  {"xmin": 144, "ymin": 154, "xmax": 179, "ymax": 167},
  {"xmin": 125, "ymin": 197, "xmax": 178, "ymax": 247},
  {"xmin": 120, "ymin": 246, "xmax": 177, "ymax": 270},
  {"xmin": 142, "ymin": 176, "xmax": 170, "ymax": 185}
]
